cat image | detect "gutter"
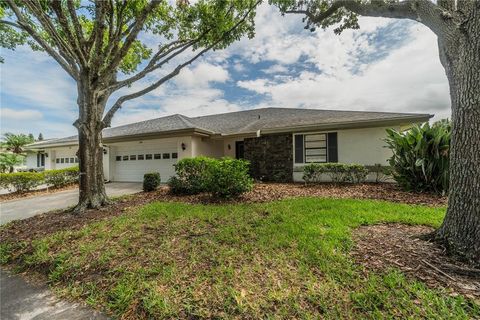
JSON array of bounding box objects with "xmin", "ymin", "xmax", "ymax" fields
[
  {"xmin": 25, "ymin": 128, "xmax": 214, "ymax": 150},
  {"xmin": 258, "ymin": 115, "xmax": 433, "ymax": 135}
]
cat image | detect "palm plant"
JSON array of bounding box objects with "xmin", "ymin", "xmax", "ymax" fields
[
  {"xmin": 0, "ymin": 153, "xmax": 24, "ymax": 173},
  {"xmin": 1, "ymin": 133, "xmax": 35, "ymax": 154},
  {"xmin": 385, "ymin": 120, "xmax": 450, "ymax": 194}
]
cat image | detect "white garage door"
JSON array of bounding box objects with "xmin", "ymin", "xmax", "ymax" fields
[{"xmin": 113, "ymin": 142, "xmax": 178, "ymax": 182}]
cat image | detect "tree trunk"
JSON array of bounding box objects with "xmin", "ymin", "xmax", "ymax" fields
[
  {"xmin": 74, "ymin": 78, "xmax": 109, "ymax": 212},
  {"xmin": 436, "ymin": 12, "xmax": 480, "ymax": 265}
]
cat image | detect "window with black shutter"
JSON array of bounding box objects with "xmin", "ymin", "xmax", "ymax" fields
[
  {"xmin": 294, "ymin": 134, "xmax": 304, "ymax": 164},
  {"xmin": 294, "ymin": 132, "xmax": 338, "ymax": 164},
  {"xmin": 327, "ymin": 132, "xmax": 338, "ymax": 162}
]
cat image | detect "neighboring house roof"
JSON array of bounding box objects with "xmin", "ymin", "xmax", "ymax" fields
[{"xmin": 27, "ymin": 107, "xmax": 432, "ymax": 148}]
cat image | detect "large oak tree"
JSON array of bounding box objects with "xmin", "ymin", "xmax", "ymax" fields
[
  {"xmin": 273, "ymin": 0, "xmax": 479, "ymax": 264},
  {"xmin": 1, "ymin": 0, "xmax": 259, "ymax": 211}
]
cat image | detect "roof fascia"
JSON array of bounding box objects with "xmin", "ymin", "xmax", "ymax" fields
[{"xmin": 259, "ymin": 115, "xmax": 433, "ymax": 135}]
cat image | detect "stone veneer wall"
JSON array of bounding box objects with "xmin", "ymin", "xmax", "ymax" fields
[{"xmin": 244, "ymin": 133, "xmax": 293, "ymax": 182}]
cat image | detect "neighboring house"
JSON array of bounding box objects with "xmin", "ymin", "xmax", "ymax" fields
[{"xmin": 25, "ymin": 107, "xmax": 432, "ymax": 182}]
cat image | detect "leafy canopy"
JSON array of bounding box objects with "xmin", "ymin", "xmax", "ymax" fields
[
  {"xmin": 1, "ymin": 132, "xmax": 35, "ymax": 154},
  {"xmin": 0, "ymin": 0, "xmax": 258, "ymax": 75}
]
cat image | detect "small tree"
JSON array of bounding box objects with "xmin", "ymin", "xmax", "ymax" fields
[
  {"xmin": 385, "ymin": 120, "xmax": 450, "ymax": 194},
  {"xmin": 274, "ymin": 0, "xmax": 480, "ymax": 263},
  {"xmin": 1, "ymin": 132, "xmax": 34, "ymax": 154},
  {"xmin": 1, "ymin": 0, "xmax": 259, "ymax": 211},
  {"xmin": 0, "ymin": 153, "xmax": 24, "ymax": 173}
]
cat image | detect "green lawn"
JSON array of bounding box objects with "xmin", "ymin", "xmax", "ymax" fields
[{"xmin": 1, "ymin": 198, "xmax": 478, "ymax": 319}]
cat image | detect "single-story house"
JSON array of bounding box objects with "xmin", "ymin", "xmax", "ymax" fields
[{"xmin": 25, "ymin": 107, "xmax": 432, "ymax": 182}]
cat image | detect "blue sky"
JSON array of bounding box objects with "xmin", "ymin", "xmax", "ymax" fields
[{"xmin": 0, "ymin": 4, "xmax": 450, "ymax": 139}]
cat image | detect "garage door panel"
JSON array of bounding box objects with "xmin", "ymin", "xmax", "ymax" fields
[{"xmin": 113, "ymin": 144, "xmax": 178, "ymax": 182}]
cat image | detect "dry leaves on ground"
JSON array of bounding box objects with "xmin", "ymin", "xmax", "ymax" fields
[{"xmin": 351, "ymin": 224, "xmax": 480, "ymax": 301}]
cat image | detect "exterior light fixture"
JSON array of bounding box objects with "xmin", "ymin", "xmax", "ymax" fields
[
  {"xmin": 228, "ymin": 144, "xmax": 231, "ymax": 150},
  {"xmin": 181, "ymin": 143, "xmax": 186, "ymax": 151}
]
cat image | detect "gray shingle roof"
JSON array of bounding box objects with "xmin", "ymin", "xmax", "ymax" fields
[{"xmin": 28, "ymin": 107, "xmax": 432, "ymax": 148}]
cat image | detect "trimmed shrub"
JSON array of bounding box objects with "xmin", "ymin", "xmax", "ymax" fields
[
  {"xmin": 0, "ymin": 172, "xmax": 44, "ymax": 192},
  {"xmin": 143, "ymin": 173, "xmax": 161, "ymax": 192},
  {"xmin": 44, "ymin": 166, "xmax": 79, "ymax": 188},
  {"xmin": 168, "ymin": 157, "xmax": 216, "ymax": 195},
  {"xmin": 168, "ymin": 157, "xmax": 253, "ymax": 198},
  {"xmin": 349, "ymin": 164, "xmax": 369, "ymax": 184},
  {"xmin": 385, "ymin": 120, "xmax": 450, "ymax": 194},
  {"xmin": 367, "ymin": 164, "xmax": 392, "ymax": 183},
  {"xmin": 302, "ymin": 163, "xmax": 369, "ymax": 184},
  {"xmin": 208, "ymin": 158, "xmax": 254, "ymax": 199},
  {"xmin": 302, "ymin": 163, "xmax": 326, "ymax": 184}
]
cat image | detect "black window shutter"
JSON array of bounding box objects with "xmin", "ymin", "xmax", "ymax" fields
[
  {"xmin": 327, "ymin": 132, "xmax": 338, "ymax": 162},
  {"xmin": 294, "ymin": 134, "xmax": 304, "ymax": 163}
]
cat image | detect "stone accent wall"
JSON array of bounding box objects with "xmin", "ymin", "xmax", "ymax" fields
[{"xmin": 244, "ymin": 133, "xmax": 293, "ymax": 182}]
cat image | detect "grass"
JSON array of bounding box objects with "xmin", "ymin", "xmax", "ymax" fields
[{"xmin": 1, "ymin": 198, "xmax": 478, "ymax": 319}]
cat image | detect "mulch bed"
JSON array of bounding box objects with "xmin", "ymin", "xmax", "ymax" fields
[
  {"xmin": 351, "ymin": 224, "xmax": 480, "ymax": 301},
  {"xmin": 151, "ymin": 182, "xmax": 447, "ymax": 207},
  {"xmin": 0, "ymin": 184, "xmax": 78, "ymax": 203}
]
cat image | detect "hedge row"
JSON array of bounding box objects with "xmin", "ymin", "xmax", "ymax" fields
[
  {"xmin": 0, "ymin": 166, "xmax": 79, "ymax": 192},
  {"xmin": 168, "ymin": 157, "xmax": 253, "ymax": 198},
  {"xmin": 302, "ymin": 163, "xmax": 370, "ymax": 184}
]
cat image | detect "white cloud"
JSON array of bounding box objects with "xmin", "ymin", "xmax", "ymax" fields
[
  {"xmin": 262, "ymin": 64, "xmax": 289, "ymax": 74},
  {"xmin": 238, "ymin": 19, "xmax": 450, "ymax": 120},
  {"xmin": 173, "ymin": 62, "xmax": 229, "ymax": 88},
  {"xmin": 0, "ymin": 46, "xmax": 76, "ymax": 117},
  {"xmin": 0, "ymin": 108, "xmax": 43, "ymax": 120}
]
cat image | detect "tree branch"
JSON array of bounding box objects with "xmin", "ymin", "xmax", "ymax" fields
[
  {"xmin": 102, "ymin": 44, "xmax": 214, "ymax": 129},
  {"xmin": 102, "ymin": 0, "xmax": 260, "ymax": 128},
  {"xmin": 50, "ymin": 1, "xmax": 88, "ymax": 67},
  {"xmin": 90, "ymin": 1, "xmax": 108, "ymax": 75},
  {"xmin": 24, "ymin": 0, "xmax": 79, "ymax": 65},
  {"xmin": 66, "ymin": 0, "xmax": 86, "ymax": 46},
  {"xmin": 5, "ymin": 0, "xmax": 78, "ymax": 79},
  {"xmin": 289, "ymin": 0, "xmax": 455, "ymax": 38},
  {"xmin": 104, "ymin": 1, "xmax": 162, "ymax": 73},
  {"xmin": 109, "ymin": 39, "xmax": 198, "ymax": 91},
  {"xmin": 0, "ymin": 19, "xmax": 22, "ymax": 29}
]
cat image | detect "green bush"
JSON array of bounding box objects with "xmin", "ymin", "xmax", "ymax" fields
[
  {"xmin": 0, "ymin": 172, "xmax": 44, "ymax": 192},
  {"xmin": 349, "ymin": 164, "xmax": 369, "ymax": 183},
  {"xmin": 44, "ymin": 167, "xmax": 79, "ymax": 188},
  {"xmin": 385, "ymin": 120, "xmax": 450, "ymax": 194},
  {"xmin": 302, "ymin": 163, "xmax": 327, "ymax": 184},
  {"xmin": 143, "ymin": 173, "xmax": 161, "ymax": 192},
  {"xmin": 302, "ymin": 163, "xmax": 369, "ymax": 184},
  {"xmin": 367, "ymin": 164, "xmax": 392, "ymax": 183},
  {"xmin": 168, "ymin": 157, "xmax": 253, "ymax": 198},
  {"xmin": 208, "ymin": 158, "xmax": 254, "ymax": 198},
  {"xmin": 168, "ymin": 157, "xmax": 216, "ymax": 195}
]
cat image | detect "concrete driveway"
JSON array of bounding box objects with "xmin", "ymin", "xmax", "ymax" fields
[
  {"xmin": 0, "ymin": 182, "xmax": 142, "ymax": 225},
  {"xmin": 1, "ymin": 269, "xmax": 108, "ymax": 320}
]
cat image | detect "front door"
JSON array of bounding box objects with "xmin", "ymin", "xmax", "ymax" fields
[{"xmin": 235, "ymin": 141, "xmax": 244, "ymax": 159}]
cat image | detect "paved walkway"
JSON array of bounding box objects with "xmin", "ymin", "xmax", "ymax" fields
[
  {"xmin": 0, "ymin": 182, "xmax": 142, "ymax": 225},
  {"xmin": 1, "ymin": 269, "xmax": 108, "ymax": 320}
]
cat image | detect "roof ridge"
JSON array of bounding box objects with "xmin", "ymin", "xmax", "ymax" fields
[{"xmin": 176, "ymin": 114, "xmax": 196, "ymax": 128}]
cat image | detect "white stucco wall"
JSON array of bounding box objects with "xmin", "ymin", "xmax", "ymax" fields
[
  {"xmin": 25, "ymin": 152, "xmax": 38, "ymax": 168},
  {"xmin": 293, "ymin": 126, "xmax": 398, "ymax": 182},
  {"xmin": 191, "ymin": 136, "xmax": 223, "ymax": 158},
  {"xmin": 50, "ymin": 146, "xmax": 78, "ymax": 169}
]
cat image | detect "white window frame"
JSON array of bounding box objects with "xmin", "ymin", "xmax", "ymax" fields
[{"xmin": 293, "ymin": 131, "xmax": 335, "ymax": 167}]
